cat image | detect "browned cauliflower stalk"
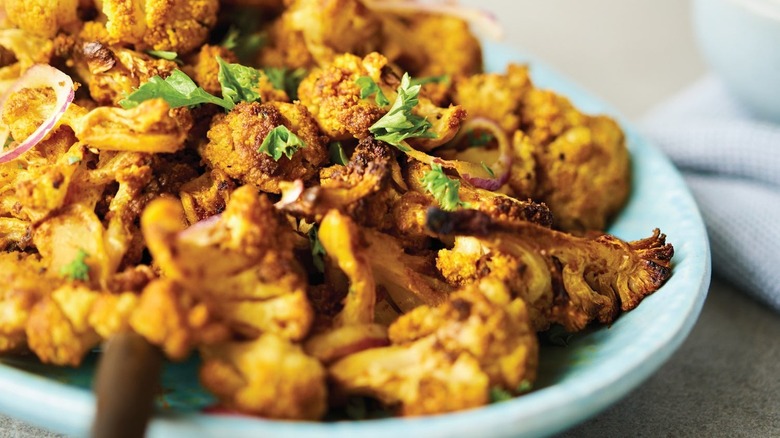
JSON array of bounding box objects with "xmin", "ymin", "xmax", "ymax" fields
[
  {"xmin": 200, "ymin": 334, "xmax": 328, "ymax": 420},
  {"xmin": 200, "ymin": 101, "xmax": 327, "ymax": 194},
  {"xmin": 426, "ymin": 208, "xmax": 674, "ymax": 332}
]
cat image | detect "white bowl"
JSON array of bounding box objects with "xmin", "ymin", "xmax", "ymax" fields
[{"xmin": 693, "ymin": 0, "xmax": 780, "ymax": 122}]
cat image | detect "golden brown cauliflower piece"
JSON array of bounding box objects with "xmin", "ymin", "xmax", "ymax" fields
[
  {"xmin": 426, "ymin": 208, "xmax": 674, "ymax": 332},
  {"xmin": 25, "ymin": 285, "xmax": 101, "ymax": 366},
  {"xmin": 4, "ymin": 0, "xmax": 80, "ymax": 38},
  {"xmin": 259, "ymin": 0, "xmax": 381, "ymax": 68},
  {"xmin": 452, "ymin": 64, "xmax": 532, "ymax": 133},
  {"xmin": 389, "ymin": 278, "xmax": 538, "ymax": 391},
  {"xmin": 92, "ymin": 0, "xmax": 220, "ymax": 53},
  {"xmin": 200, "ymin": 334, "xmax": 327, "ymax": 420},
  {"xmin": 329, "ymin": 336, "xmax": 489, "ymax": 416},
  {"xmin": 200, "ymin": 101, "xmax": 327, "ymax": 194},
  {"xmin": 141, "ymin": 186, "xmax": 314, "ymax": 341},
  {"xmin": 0, "ymin": 29, "xmax": 54, "ymax": 92},
  {"xmin": 179, "ymin": 169, "xmax": 236, "ymax": 224},
  {"xmin": 75, "ymin": 42, "xmax": 178, "ymax": 106}
]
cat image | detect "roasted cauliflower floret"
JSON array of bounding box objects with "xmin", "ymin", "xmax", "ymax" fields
[
  {"xmin": 91, "ymin": 0, "xmax": 220, "ymax": 54},
  {"xmin": 329, "ymin": 336, "xmax": 489, "ymax": 416},
  {"xmin": 25, "ymin": 285, "xmax": 101, "ymax": 366},
  {"xmin": 452, "ymin": 64, "xmax": 532, "ymax": 133},
  {"xmin": 0, "ymin": 29, "xmax": 54, "ymax": 92},
  {"xmin": 4, "ymin": 0, "xmax": 79, "ymax": 38},
  {"xmin": 200, "ymin": 101, "xmax": 327, "ymax": 194},
  {"xmin": 200, "ymin": 334, "xmax": 327, "ymax": 420},
  {"xmin": 426, "ymin": 208, "xmax": 674, "ymax": 332},
  {"xmin": 141, "ymin": 186, "xmax": 314, "ymax": 341},
  {"xmin": 389, "ymin": 278, "xmax": 538, "ymax": 391},
  {"xmin": 130, "ymin": 279, "xmax": 228, "ymax": 360},
  {"xmin": 179, "ymin": 169, "xmax": 236, "ymax": 224}
]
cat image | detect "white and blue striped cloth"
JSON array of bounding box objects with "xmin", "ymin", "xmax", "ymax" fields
[{"xmin": 643, "ymin": 76, "xmax": 780, "ymax": 312}]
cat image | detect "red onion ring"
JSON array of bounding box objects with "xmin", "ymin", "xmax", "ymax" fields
[
  {"xmin": 365, "ymin": 0, "xmax": 504, "ymax": 40},
  {"xmin": 0, "ymin": 64, "xmax": 74, "ymax": 164}
]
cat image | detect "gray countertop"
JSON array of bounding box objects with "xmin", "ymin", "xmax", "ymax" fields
[{"xmin": 3, "ymin": 1, "xmax": 780, "ymax": 436}]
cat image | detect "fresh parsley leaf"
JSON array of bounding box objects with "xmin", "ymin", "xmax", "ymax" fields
[
  {"xmin": 355, "ymin": 76, "xmax": 390, "ymax": 107},
  {"xmin": 369, "ymin": 73, "xmax": 436, "ymax": 148},
  {"xmin": 2, "ymin": 134, "xmax": 13, "ymax": 150},
  {"xmin": 67, "ymin": 155, "xmax": 81, "ymax": 165},
  {"xmin": 328, "ymin": 141, "xmax": 349, "ymax": 165},
  {"xmin": 410, "ymin": 74, "xmax": 450, "ymax": 86},
  {"xmin": 481, "ymin": 161, "xmax": 495, "ymax": 178},
  {"xmin": 516, "ymin": 380, "xmax": 533, "ymax": 393},
  {"xmin": 60, "ymin": 249, "xmax": 90, "ymax": 282},
  {"xmin": 146, "ymin": 50, "xmax": 182, "ymax": 64},
  {"xmin": 489, "ymin": 387, "xmax": 514, "ymax": 404},
  {"xmin": 263, "ymin": 67, "xmax": 308, "ymax": 101},
  {"xmin": 258, "ymin": 125, "xmax": 306, "ymax": 160},
  {"xmin": 216, "ymin": 56, "xmax": 262, "ymax": 106},
  {"xmin": 420, "ymin": 163, "xmax": 468, "ymax": 211},
  {"xmin": 220, "ymin": 17, "xmax": 268, "ymax": 63},
  {"xmin": 119, "ymin": 70, "xmax": 232, "ymax": 110},
  {"xmin": 221, "ymin": 26, "xmax": 241, "ymax": 50},
  {"xmin": 467, "ymin": 130, "xmax": 494, "ymax": 147},
  {"xmin": 308, "ymin": 225, "xmax": 326, "ymax": 273}
]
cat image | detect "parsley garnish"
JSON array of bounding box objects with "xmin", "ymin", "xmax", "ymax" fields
[
  {"xmin": 67, "ymin": 155, "xmax": 81, "ymax": 165},
  {"xmin": 467, "ymin": 130, "xmax": 494, "ymax": 147},
  {"xmin": 516, "ymin": 380, "xmax": 533, "ymax": 393},
  {"xmin": 216, "ymin": 56, "xmax": 262, "ymax": 107},
  {"xmin": 420, "ymin": 163, "xmax": 468, "ymax": 211},
  {"xmin": 368, "ymin": 73, "xmax": 436, "ymax": 149},
  {"xmin": 2, "ymin": 134, "xmax": 13, "ymax": 150},
  {"xmin": 258, "ymin": 125, "xmax": 306, "ymax": 160},
  {"xmin": 328, "ymin": 141, "xmax": 349, "ymax": 165},
  {"xmin": 489, "ymin": 387, "xmax": 514, "ymax": 403},
  {"xmin": 220, "ymin": 18, "xmax": 268, "ymax": 64},
  {"xmin": 119, "ymin": 70, "xmax": 232, "ymax": 110},
  {"xmin": 410, "ymin": 74, "xmax": 450, "ymax": 86},
  {"xmin": 308, "ymin": 225, "xmax": 326, "ymax": 273},
  {"xmin": 481, "ymin": 161, "xmax": 495, "ymax": 178},
  {"xmin": 60, "ymin": 249, "xmax": 90, "ymax": 281},
  {"xmin": 263, "ymin": 67, "xmax": 307, "ymax": 101},
  {"xmin": 146, "ymin": 50, "xmax": 182, "ymax": 64},
  {"xmin": 355, "ymin": 76, "xmax": 390, "ymax": 107}
]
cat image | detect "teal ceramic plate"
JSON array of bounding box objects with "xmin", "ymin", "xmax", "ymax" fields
[{"xmin": 0, "ymin": 43, "xmax": 711, "ymax": 437}]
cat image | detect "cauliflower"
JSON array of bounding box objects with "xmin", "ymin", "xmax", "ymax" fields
[
  {"xmin": 200, "ymin": 101, "xmax": 327, "ymax": 194},
  {"xmin": 389, "ymin": 278, "xmax": 538, "ymax": 391},
  {"xmin": 74, "ymin": 42, "xmax": 179, "ymax": 106},
  {"xmin": 141, "ymin": 186, "xmax": 315, "ymax": 341},
  {"xmin": 179, "ymin": 169, "xmax": 236, "ymax": 225},
  {"xmin": 90, "ymin": 0, "xmax": 220, "ymax": 54},
  {"xmin": 200, "ymin": 334, "xmax": 327, "ymax": 420},
  {"xmin": 4, "ymin": 0, "xmax": 80, "ymax": 38},
  {"xmin": 329, "ymin": 336, "xmax": 489, "ymax": 416},
  {"xmin": 426, "ymin": 208, "xmax": 674, "ymax": 332},
  {"xmin": 0, "ymin": 29, "xmax": 54, "ymax": 92},
  {"xmin": 303, "ymin": 210, "xmax": 388, "ymax": 363}
]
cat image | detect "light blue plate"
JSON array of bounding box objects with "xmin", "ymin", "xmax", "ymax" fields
[{"xmin": 0, "ymin": 43, "xmax": 711, "ymax": 437}]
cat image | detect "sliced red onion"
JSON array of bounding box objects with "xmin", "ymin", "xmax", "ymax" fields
[
  {"xmin": 0, "ymin": 64, "xmax": 74, "ymax": 164},
  {"xmin": 400, "ymin": 117, "xmax": 513, "ymax": 191},
  {"xmin": 365, "ymin": 0, "xmax": 504, "ymax": 40}
]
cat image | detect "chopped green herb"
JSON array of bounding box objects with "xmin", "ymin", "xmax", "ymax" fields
[
  {"xmin": 258, "ymin": 125, "xmax": 306, "ymax": 160},
  {"xmin": 67, "ymin": 155, "xmax": 81, "ymax": 165},
  {"xmin": 489, "ymin": 387, "xmax": 514, "ymax": 403},
  {"xmin": 3, "ymin": 134, "xmax": 14, "ymax": 150},
  {"xmin": 481, "ymin": 161, "xmax": 495, "ymax": 178},
  {"xmin": 119, "ymin": 70, "xmax": 232, "ymax": 110},
  {"xmin": 146, "ymin": 50, "xmax": 182, "ymax": 64},
  {"xmin": 216, "ymin": 56, "xmax": 262, "ymax": 107},
  {"xmin": 369, "ymin": 73, "xmax": 436, "ymax": 149},
  {"xmin": 220, "ymin": 20, "xmax": 268, "ymax": 63},
  {"xmin": 328, "ymin": 141, "xmax": 349, "ymax": 166},
  {"xmin": 410, "ymin": 74, "xmax": 450, "ymax": 86},
  {"xmin": 420, "ymin": 163, "xmax": 468, "ymax": 211},
  {"xmin": 355, "ymin": 76, "xmax": 390, "ymax": 107},
  {"xmin": 308, "ymin": 225, "xmax": 326, "ymax": 273},
  {"xmin": 263, "ymin": 67, "xmax": 308, "ymax": 101},
  {"xmin": 60, "ymin": 249, "xmax": 90, "ymax": 282},
  {"xmin": 516, "ymin": 380, "xmax": 533, "ymax": 393},
  {"xmin": 467, "ymin": 130, "xmax": 494, "ymax": 147}
]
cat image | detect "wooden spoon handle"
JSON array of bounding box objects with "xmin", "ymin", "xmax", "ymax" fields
[{"xmin": 92, "ymin": 332, "xmax": 163, "ymax": 438}]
